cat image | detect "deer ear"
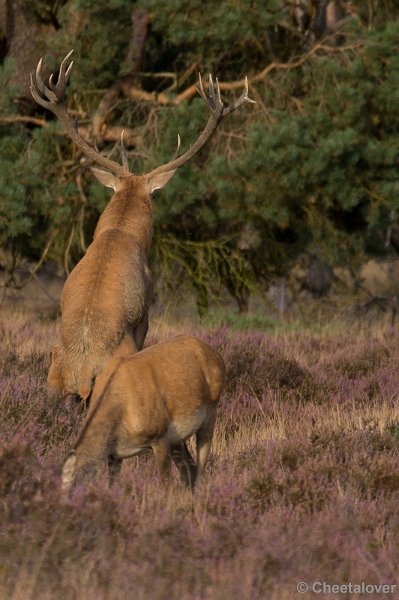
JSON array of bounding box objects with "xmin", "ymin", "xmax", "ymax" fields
[
  {"xmin": 148, "ymin": 170, "xmax": 177, "ymax": 194},
  {"xmin": 91, "ymin": 168, "xmax": 119, "ymax": 190}
]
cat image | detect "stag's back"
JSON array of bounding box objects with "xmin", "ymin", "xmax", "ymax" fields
[
  {"xmin": 62, "ymin": 230, "xmax": 151, "ymax": 334},
  {"xmin": 48, "ymin": 182, "xmax": 153, "ymax": 399}
]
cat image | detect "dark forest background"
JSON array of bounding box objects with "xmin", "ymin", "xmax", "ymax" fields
[{"xmin": 0, "ymin": 0, "xmax": 398, "ymax": 314}]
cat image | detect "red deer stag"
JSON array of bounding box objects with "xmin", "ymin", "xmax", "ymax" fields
[
  {"xmin": 61, "ymin": 335, "xmax": 225, "ymax": 491},
  {"xmin": 30, "ymin": 50, "xmax": 253, "ymax": 401}
]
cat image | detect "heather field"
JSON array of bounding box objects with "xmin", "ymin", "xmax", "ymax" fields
[{"xmin": 1, "ymin": 312, "xmax": 399, "ymax": 600}]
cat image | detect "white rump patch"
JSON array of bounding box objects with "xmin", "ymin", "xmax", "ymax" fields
[{"xmin": 167, "ymin": 406, "xmax": 207, "ymax": 444}]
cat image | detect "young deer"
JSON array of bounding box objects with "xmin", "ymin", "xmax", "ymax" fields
[
  {"xmin": 61, "ymin": 335, "xmax": 225, "ymax": 491},
  {"xmin": 31, "ymin": 51, "xmax": 253, "ymax": 401}
]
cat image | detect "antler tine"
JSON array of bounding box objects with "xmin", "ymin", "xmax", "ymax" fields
[
  {"xmin": 31, "ymin": 53, "xmax": 67, "ymax": 105},
  {"xmin": 48, "ymin": 72, "xmax": 57, "ymax": 91},
  {"xmin": 34, "ymin": 58, "xmax": 46, "ymax": 95},
  {"xmin": 40, "ymin": 71, "xmax": 57, "ymax": 103},
  {"xmin": 55, "ymin": 49, "xmax": 74, "ymax": 98},
  {"xmin": 44, "ymin": 85, "xmax": 58, "ymax": 103},
  {"xmin": 174, "ymin": 134, "xmax": 181, "ymax": 158},
  {"xmin": 196, "ymin": 73, "xmax": 208, "ymax": 104},
  {"xmin": 120, "ymin": 130, "xmax": 129, "ymax": 170},
  {"xmin": 30, "ymin": 71, "xmax": 50, "ymax": 109},
  {"xmin": 215, "ymin": 77, "xmax": 222, "ymax": 107},
  {"xmin": 207, "ymin": 74, "xmax": 218, "ymax": 111},
  {"xmin": 195, "ymin": 73, "xmax": 223, "ymax": 114},
  {"xmin": 30, "ymin": 51, "xmax": 131, "ymax": 178},
  {"xmin": 244, "ymin": 76, "xmax": 256, "ymax": 102},
  {"xmin": 145, "ymin": 72, "xmax": 254, "ymax": 180},
  {"xmin": 222, "ymin": 76, "xmax": 256, "ymax": 117},
  {"xmin": 65, "ymin": 60, "xmax": 74, "ymax": 84}
]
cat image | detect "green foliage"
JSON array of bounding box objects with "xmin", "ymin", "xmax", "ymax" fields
[
  {"xmin": 229, "ymin": 21, "xmax": 399, "ymax": 267},
  {"xmin": 1, "ymin": 1, "xmax": 399, "ymax": 310},
  {"xmin": 0, "ymin": 59, "xmax": 19, "ymax": 113},
  {"xmin": 55, "ymin": 0, "xmax": 134, "ymax": 91},
  {"xmin": 137, "ymin": 0, "xmax": 284, "ymax": 72}
]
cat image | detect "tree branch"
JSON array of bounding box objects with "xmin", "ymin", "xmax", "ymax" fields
[
  {"xmin": 0, "ymin": 115, "xmax": 47, "ymax": 126},
  {"xmin": 0, "ymin": 115, "xmax": 142, "ymax": 147},
  {"xmin": 172, "ymin": 40, "xmax": 364, "ymax": 104},
  {"xmin": 7, "ymin": 39, "xmax": 363, "ymax": 151},
  {"xmin": 104, "ymin": 40, "xmax": 364, "ymax": 107}
]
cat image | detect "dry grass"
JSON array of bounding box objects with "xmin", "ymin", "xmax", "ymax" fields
[{"xmin": 0, "ymin": 310, "xmax": 399, "ymax": 599}]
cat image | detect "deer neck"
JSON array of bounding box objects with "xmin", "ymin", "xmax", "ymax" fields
[{"xmin": 94, "ymin": 188, "xmax": 153, "ymax": 253}]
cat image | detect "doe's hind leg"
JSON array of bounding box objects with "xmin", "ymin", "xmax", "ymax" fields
[
  {"xmin": 171, "ymin": 442, "xmax": 197, "ymax": 490},
  {"xmin": 196, "ymin": 409, "xmax": 217, "ymax": 482},
  {"xmin": 151, "ymin": 437, "xmax": 172, "ymax": 487}
]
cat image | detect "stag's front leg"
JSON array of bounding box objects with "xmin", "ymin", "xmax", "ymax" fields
[
  {"xmin": 113, "ymin": 332, "xmax": 138, "ymax": 358},
  {"xmin": 133, "ymin": 313, "xmax": 148, "ymax": 351},
  {"xmin": 64, "ymin": 393, "xmax": 87, "ymax": 429},
  {"xmin": 66, "ymin": 393, "xmax": 82, "ymax": 407}
]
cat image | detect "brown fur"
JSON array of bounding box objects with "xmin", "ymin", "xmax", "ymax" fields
[
  {"xmin": 39, "ymin": 53, "xmax": 252, "ymax": 401},
  {"xmin": 61, "ymin": 335, "xmax": 225, "ymax": 490},
  {"xmin": 48, "ymin": 176, "xmax": 153, "ymax": 399}
]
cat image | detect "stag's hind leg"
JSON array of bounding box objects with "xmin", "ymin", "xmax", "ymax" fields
[
  {"xmin": 48, "ymin": 344, "xmax": 64, "ymax": 393},
  {"xmin": 107, "ymin": 455, "xmax": 123, "ymax": 485},
  {"xmin": 171, "ymin": 442, "xmax": 197, "ymax": 490}
]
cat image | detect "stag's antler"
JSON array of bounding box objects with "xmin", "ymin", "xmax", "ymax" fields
[
  {"xmin": 30, "ymin": 50, "xmax": 130, "ymax": 178},
  {"xmin": 31, "ymin": 52, "xmax": 255, "ymax": 180},
  {"xmin": 146, "ymin": 73, "xmax": 255, "ymax": 179}
]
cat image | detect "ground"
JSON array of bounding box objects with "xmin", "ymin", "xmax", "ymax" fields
[{"xmin": 0, "ymin": 309, "xmax": 398, "ymax": 599}]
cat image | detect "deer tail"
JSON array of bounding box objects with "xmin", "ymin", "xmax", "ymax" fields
[{"xmin": 77, "ymin": 361, "xmax": 95, "ymax": 401}]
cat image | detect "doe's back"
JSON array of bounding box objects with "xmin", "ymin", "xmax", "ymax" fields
[{"xmin": 90, "ymin": 335, "xmax": 225, "ymax": 419}]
